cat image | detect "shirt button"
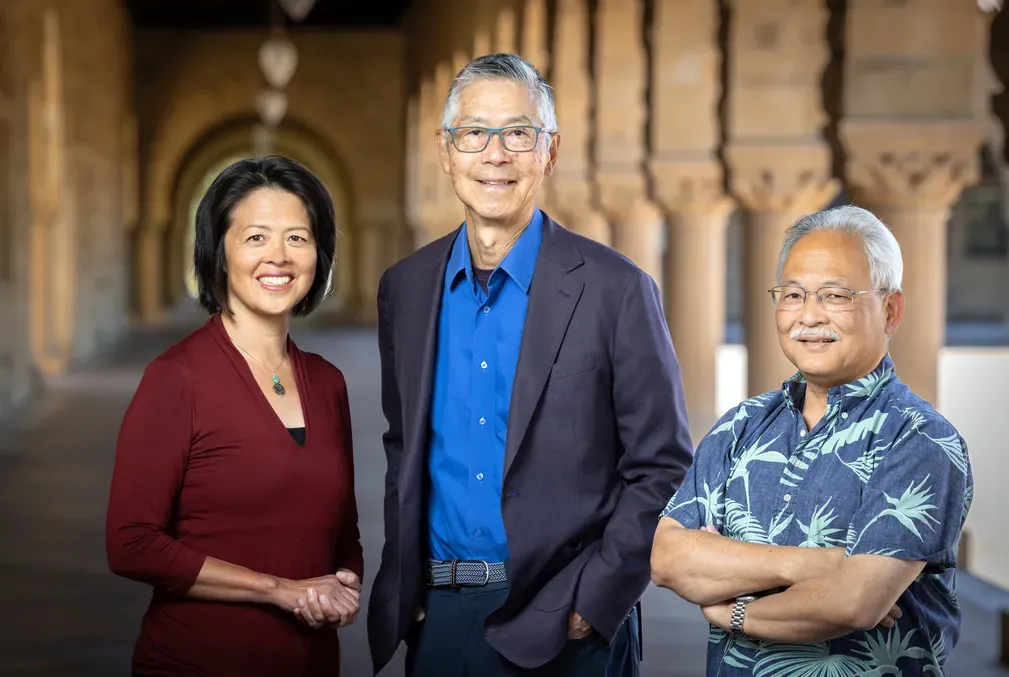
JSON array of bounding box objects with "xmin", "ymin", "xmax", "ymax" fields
[
  {"xmin": 480, "ymin": 361, "xmax": 488, "ymax": 370},
  {"xmin": 799, "ymin": 430, "xmax": 807, "ymax": 438},
  {"xmin": 479, "ymin": 417, "xmax": 486, "ymax": 426},
  {"xmin": 483, "ymin": 306, "xmax": 490, "ymax": 314},
  {"xmin": 841, "ymin": 412, "xmax": 849, "ymax": 419},
  {"xmin": 784, "ymin": 494, "xmax": 792, "ymax": 502},
  {"xmin": 475, "ymin": 529, "xmax": 483, "ymax": 538},
  {"xmin": 476, "ymin": 473, "xmax": 484, "ymax": 481}
]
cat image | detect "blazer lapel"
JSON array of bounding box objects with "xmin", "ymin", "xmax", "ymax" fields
[
  {"xmin": 504, "ymin": 216, "xmax": 585, "ymax": 478},
  {"xmin": 398, "ymin": 229, "xmax": 457, "ymax": 502}
]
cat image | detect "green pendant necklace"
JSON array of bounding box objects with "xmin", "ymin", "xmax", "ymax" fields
[{"xmin": 232, "ymin": 340, "xmax": 288, "ymax": 396}]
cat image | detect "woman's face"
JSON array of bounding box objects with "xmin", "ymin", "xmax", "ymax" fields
[{"xmin": 224, "ymin": 187, "xmax": 317, "ymax": 320}]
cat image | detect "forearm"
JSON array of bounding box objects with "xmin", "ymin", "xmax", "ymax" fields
[
  {"xmin": 185, "ymin": 556, "xmax": 281, "ymax": 605},
  {"xmin": 651, "ymin": 524, "xmax": 841, "ymax": 605},
  {"xmin": 740, "ymin": 575, "xmax": 863, "ymax": 643},
  {"xmin": 738, "ymin": 554, "xmax": 925, "ymax": 643}
]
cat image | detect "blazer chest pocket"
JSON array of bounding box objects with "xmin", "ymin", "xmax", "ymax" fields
[{"xmin": 549, "ymin": 353, "xmax": 599, "ymax": 381}]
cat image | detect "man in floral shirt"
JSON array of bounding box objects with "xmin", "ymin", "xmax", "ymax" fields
[{"xmin": 651, "ymin": 205, "xmax": 973, "ymax": 676}]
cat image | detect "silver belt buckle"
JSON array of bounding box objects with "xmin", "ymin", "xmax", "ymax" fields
[{"xmin": 479, "ymin": 560, "xmax": 490, "ymax": 585}]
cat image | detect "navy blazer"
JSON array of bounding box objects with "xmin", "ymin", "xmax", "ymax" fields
[{"xmin": 366, "ymin": 213, "xmax": 694, "ymax": 673}]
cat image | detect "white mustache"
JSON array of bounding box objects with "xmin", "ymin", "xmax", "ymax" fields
[{"xmin": 790, "ymin": 327, "xmax": 841, "ymax": 341}]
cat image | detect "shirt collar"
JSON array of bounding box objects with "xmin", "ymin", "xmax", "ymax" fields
[
  {"xmin": 783, "ymin": 353, "xmax": 896, "ymax": 411},
  {"xmin": 446, "ymin": 209, "xmax": 544, "ymax": 294}
]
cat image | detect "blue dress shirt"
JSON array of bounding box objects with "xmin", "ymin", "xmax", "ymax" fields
[{"xmin": 426, "ymin": 209, "xmax": 544, "ymax": 563}]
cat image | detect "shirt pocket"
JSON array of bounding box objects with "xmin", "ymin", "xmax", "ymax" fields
[{"xmin": 799, "ymin": 489, "xmax": 858, "ymax": 549}]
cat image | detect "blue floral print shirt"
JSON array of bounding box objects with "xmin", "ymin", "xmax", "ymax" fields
[{"xmin": 661, "ymin": 354, "xmax": 973, "ymax": 677}]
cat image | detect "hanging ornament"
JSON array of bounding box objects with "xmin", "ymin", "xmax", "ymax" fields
[
  {"xmin": 256, "ymin": 90, "xmax": 289, "ymax": 128},
  {"xmin": 276, "ymin": 0, "xmax": 318, "ymax": 22},
  {"xmin": 258, "ymin": 38, "xmax": 299, "ymax": 89}
]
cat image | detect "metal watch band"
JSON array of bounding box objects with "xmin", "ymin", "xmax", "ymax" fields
[{"xmin": 731, "ymin": 596, "xmax": 755, "ymax": 634}]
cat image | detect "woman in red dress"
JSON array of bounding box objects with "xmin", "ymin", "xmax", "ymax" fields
[{"xmin": 106, "ymin": 155, "xmax": 363, "ymax": 677}]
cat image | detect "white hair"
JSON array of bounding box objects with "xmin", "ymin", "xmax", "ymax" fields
[
  {"xmin": 441, "ymin": 53, "xmax": 557, "ymax": 133},
  {"xmin": 778, "ymin": 205, "xmax": 903, "ymax": 292}
]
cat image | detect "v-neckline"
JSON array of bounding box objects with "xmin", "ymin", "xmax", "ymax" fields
[{"xmin": 209, "ymin": 314, "xmax": 311, "ymax": 449}]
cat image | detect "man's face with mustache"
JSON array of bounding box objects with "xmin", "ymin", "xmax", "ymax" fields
[{"xmin": 775, "ymin": 230, "xmax": 903, "ymax": 390}]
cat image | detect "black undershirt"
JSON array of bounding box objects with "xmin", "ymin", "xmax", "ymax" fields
[
  {"xmin": 474, "ymin": 268, "xmax": 493, "ymax": 294},
  {"xmin": 287, "ymin": 427, "xmax": 306, "ymax": 446}
]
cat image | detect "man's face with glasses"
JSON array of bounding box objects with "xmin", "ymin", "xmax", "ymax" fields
[
  {"xmin": 438, "ymin": 78, "xmax": 559, "ymax": 228},
  {"xmin": 773, "ymin": 230, "xmax": 903, "ymax": 390}
]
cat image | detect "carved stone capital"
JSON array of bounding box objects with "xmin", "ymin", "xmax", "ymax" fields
[
  {"xmin": 842, "ymin": 121, "xmax": 983, "ymax": 208},
  {"xmin": 595, "ymin": 172, "xmax": 661, "ymax": 223},
  {"xmin": 650, "ymin": 156, "xmax": 732, "ymax": 218},
  {"xmin": 726, "ymin": 143, "xmax": 838, "ymax": 214}
]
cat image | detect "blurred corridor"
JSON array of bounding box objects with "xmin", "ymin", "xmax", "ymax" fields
[
  {"xmin": 2, "ymin": 0, "xmax": 1009, "ymax": 674},
  {"xmin": 0, "ymin": 311, "xmax": 1007, "ymax": 676}
]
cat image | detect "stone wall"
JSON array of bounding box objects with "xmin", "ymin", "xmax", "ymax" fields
[{"xmin": 0, "ymin": 0, "xmax": 134, "ymax": 418}]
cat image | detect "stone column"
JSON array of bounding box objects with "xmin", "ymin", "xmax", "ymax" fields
[
  {"xmin": 27, "ymin": 5, "xmax": 80, "ymax": 373},
  {"xmin": 594, "ymin": 0, "xmax": 661, "ymax": 285},
  {"xmin": 433, "ymin": 55, "xmax": 467, "ymax": 235},
  {"xmin": 355, "ymin": 202, "xmax": 401, "ymax": 323},
  {"xmin": 650, "ymin": 0, "xmax": 733, "ymax": 436},
  {"xmin": 404, "ymin": 91, "xmax": 423, "ymax": 247},
  {"xmin": 725, "ymin": 0, "xmax": 838, "ymax": 397},
  {"xmin": 136, "ymin": 223, "xmax": 166, "ymax": 324},
  {"xmin": 841, "ymin": 0, "xmax": 991, "ymax": 406},
  {"xmin": 521, "ymin": 0, "xmax": 549, "ymax": 74},
  {"xmin": 545, "ymin": 0, "xmax": 609, "ymax": 243},
  {"xmin": 415, "ymin": 75, "xmax": 440, "ymax": 248},
  {"xmin": 495, "ymin": 6, "xmax": 517, "ymax": 54}
]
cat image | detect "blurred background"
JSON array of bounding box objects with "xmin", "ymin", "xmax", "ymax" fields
[{"xmin": 0, "ymin": 0, "xmax": 1007, "ymax": 675}]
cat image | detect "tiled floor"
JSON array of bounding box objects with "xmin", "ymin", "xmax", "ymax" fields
[{"xmin": 0, "ymin": 314, "xmax": 1005, "ymax": 676}]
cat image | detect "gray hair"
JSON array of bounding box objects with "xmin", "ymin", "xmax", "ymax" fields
[
  {"xmin": 778, "ymin": 205, "xmax": 903, "ymax": 292},
  {"xmin": 441, "ymin": 53, "xmax": 557, "ymax": 133}
]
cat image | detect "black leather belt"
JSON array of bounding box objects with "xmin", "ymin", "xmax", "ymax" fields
[{"xmin": 425, "ymin": 559, "xmax": 508, "ymax": 587}]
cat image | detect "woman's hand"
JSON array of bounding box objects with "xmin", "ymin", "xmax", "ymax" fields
[{"xmin": 273, "ymin": 570, "xmax": 361, "ymax": 629}]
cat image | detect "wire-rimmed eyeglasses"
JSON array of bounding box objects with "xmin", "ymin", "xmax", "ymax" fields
[
  {"xmin": 768, "ymin": 285, "xmax": 885, "ymax": 311},
  {"xmin": 444, "ymin": 126, "xmax": 554, "ymax": 153}
]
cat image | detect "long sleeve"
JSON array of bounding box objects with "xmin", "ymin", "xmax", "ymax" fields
[
  {"xmin": 105, "ymin": 354, "xmax": 207, "ymax": 594},
  {"xmin": 377, "ymin": 272, "xmax": 404, "ymax": 546},
  {"xmin": 335, "ymin": 377, "xmax": 364, "ymax": 579},
  {"xmin": 574, "ymin": 269, "xmax": 696, "ymax": 641}
]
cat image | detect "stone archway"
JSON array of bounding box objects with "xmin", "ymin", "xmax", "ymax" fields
[{"xmin": 161, "ymin": 116, "xmax": 357, "ymax": 319}]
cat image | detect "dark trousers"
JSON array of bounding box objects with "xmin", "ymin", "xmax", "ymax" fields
[{"xmin": 406, "ymin": 581, "xmax": 641, "ymax": 677}]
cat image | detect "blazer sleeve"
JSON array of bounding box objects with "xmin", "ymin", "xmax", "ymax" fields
[
  {"xmin": 377, "ymin": 272, "xmax": 405, "ymax": 549},
  {"xmin": 574, "ymin": 269, "xmax": 695, "ymax": 641},
  {"xmin": 335, "ymin": 376, "xmax": 365, "ymax": 579},
  {"xmin": 105, "ymin": 354, "xmax": 207, "ymax": 594}
]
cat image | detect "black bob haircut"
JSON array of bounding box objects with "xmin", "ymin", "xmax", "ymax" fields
[{"xmin": 193, "ymin": 155, "xmax": 337, "ymax": 318}]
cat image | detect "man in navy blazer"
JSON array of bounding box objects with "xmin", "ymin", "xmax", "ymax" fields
[{"xmin": 367, "ymin": 53, "xmax": 695, "ymax": 677}]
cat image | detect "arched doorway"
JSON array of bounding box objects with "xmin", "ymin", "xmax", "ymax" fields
[{"xmin": 165, "ymin": 117, "xmax": 356, "ymax": 318}]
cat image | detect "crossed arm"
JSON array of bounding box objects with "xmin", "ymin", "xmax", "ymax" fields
[{"xmin": 650, "ymin": 517, "xmax": 925, "ymax": 643}]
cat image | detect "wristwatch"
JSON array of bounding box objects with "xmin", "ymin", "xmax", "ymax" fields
[{"xmin": 730, "ymin": 595, "xmax": 756, "ymax": 635}]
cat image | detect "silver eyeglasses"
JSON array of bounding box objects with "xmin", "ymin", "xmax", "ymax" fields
[
  {"xmin": 768, "ymin": 285, "xmax": 885, "ymax": 311},
  {"xmin": 444, "ymin": 126, "xmax": 553, "ymax": 153}
]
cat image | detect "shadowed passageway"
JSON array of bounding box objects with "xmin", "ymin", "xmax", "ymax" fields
[{"xmin": 0, "ymin": 313, "xmax": 1006, "ymax": 677}]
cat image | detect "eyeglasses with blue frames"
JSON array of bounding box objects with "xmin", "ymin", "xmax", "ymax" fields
[
  {"xmin": 444, "ymin": 126, "xmax": 554, "ymax": 153},
  {"xmin": 768, "ymin": 285, "xmax": 886, "ymax": 311}
]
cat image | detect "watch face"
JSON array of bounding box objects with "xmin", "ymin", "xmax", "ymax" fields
[{"xmin": 738, "ymin": 595, "xmax": 757, "ymax": 602}]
